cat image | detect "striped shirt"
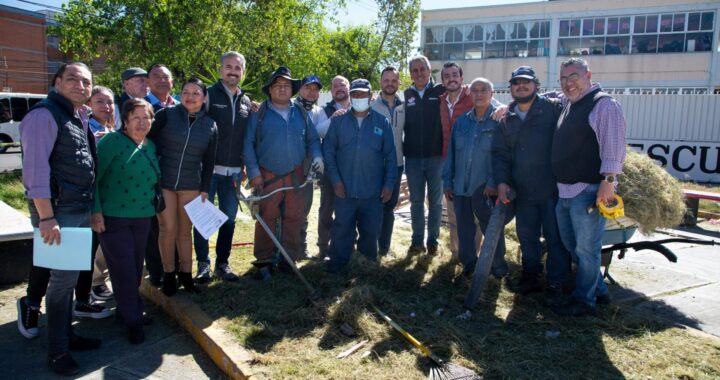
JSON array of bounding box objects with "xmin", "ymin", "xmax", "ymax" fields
[{"xmin": 557, "ymin": 83, "xmax": 627, "ymax": 198}]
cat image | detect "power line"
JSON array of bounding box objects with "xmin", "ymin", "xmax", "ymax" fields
[{"xmin": 17, "ymin": 0, "xmax": 64, "ymax": 12}]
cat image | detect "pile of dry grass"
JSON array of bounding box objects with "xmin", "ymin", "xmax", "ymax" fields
[{"xmin": 617, "ymin": 148, "xmax": 686, "ymax": 233}]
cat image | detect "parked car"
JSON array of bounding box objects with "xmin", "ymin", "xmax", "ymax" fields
[{"xmin": 0, "ymin": 92, "xmax": 45, "ymax": 153}]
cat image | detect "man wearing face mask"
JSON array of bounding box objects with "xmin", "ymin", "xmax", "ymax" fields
[
  {"xmin": 323, "ymin": 79, "xmax": 397, "ymax": 273},
  {"xmin": 295, "ymin": 75, "xmax": 329, "ymax": 259}
]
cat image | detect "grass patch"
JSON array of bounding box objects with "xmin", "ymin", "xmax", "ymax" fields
[
  {"xmin": 190, "ymin": 188, "xmax": 720, "ymax": 379},
  {"xmin": 0, "ymin": 170, "xmax": 27, "ymax": 213}
]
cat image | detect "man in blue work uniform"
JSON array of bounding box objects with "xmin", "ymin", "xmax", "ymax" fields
[{"xmin": 323, "ymin": 79, "xmax": 397, "ymax": 273}]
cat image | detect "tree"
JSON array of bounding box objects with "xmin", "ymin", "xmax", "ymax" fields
[
  {"xmin": 372, "ymin": 0, "xmax": 421, "ymax": 72},
  {"xmin": 51, "ymin": 0, "xmax": 333, "ymax": 98}
]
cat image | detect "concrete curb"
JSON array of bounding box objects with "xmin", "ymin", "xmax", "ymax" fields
[{"xmin": 140, "ymin": 279, "xmax": 255, "ymax": 380}]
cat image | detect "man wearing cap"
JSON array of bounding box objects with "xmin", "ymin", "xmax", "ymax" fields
[
  {"xmin": 145, "ymin": 63, "xmax": 179, "ymax": 112},
  {"xmin": 492, "ymin": 66, "xmax": 569, "ymax": 305},
  {"xmin": 315, "ymin": 75, "xmax": 351, "ymax": 258},
  {"xmin": 323, "ymin": 79, "xmax": 396, "ymax": 273},
  {"xmin": 549, "ymin": 58, "xmax": 626, "ymax": 317},
  {"xmin": 244, "ymin": 67, "xmax": 323, "ymax": 279},
  {"xmin": 114, "ymin": 67, "xmax": 148, "ymax": 127},
  {"xmin": 295, "ymin": 75, "xmax": 329, "ymax": 258},
  {"xmin": 193, "ymin": 51, "xmax": 253, "ymax": 283},
  {"xmin": 370, "ymin": 66, "xmax": 404, "ymax": 257},
  {"xmin": 403, "ymin": 55, "xmax": 446, "ymax": 256}
]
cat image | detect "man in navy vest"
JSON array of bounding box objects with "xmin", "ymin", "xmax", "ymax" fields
[
  {"xmin": 193, "ymin": 51, "xmax": 252, "ymax": 283},
  {"xmin": 18, "ymin": 62, "xmax": 102, "ymax": 375},
  {"xmin": 550, "ymin": 58, "xmax": 626, "ymax": 317}
]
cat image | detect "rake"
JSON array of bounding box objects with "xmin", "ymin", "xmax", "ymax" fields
[{"xmin": 373, "ymin": 305, "xmax": 482, "ymax": 380}]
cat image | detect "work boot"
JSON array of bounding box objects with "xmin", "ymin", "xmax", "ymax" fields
[
  {"xmin": 407, "ymin": 245, "xmax": 426, "ymax": 255},
  {"xmin": 427, "ymin": 243, "xmax": 439, "ymax": 256},
  {"xmin": 508, "ymin": 272, "xmax": 543, "ymax": 295},
  {"xmin": 178, "ymin": 272, "xmax": 200, "ymax": 293},
  {"xmin": 162, "ymin": 272, "xmax": 177, "ymax": 297},
  {"xmin": 195, "ymin": 261, "xmax": 211, "ymax": 284},
  {"xmin": 48, "ymin": 353, "xmax": 80, "ymax": 376}
]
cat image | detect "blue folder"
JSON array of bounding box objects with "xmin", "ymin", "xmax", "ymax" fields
[{"xmin": 33, "ymin": 227, "xmax": 92, "ymax": 271}]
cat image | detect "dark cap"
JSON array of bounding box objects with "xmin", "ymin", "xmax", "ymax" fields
[
  {"xmin": 509, "ymin": 66, "xmax": 537, "ymax": 82},
  {"xmin": 300, "ymin": 75, "xmax": 322, "ymax": 89},
  {"xmin": 121, "ymin": 67, "xmax": 148, "ymax": 81},
  {"xmin": 349, "ymin": 78, "xmax": 371, "ymax": 93},
  {"xmin": 262, "ymin": 66, "xmax": 301, "ymax": 97}
]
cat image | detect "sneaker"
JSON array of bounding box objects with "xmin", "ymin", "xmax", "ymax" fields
[
  {"xmin": 214, "ymin": 263, "xmax": 239, "ymax": 282},
  {"xmin": 543, "ymin": 284, "xmax": 565, "ymax": 308},
  {"xmin": 195, "ymin": 261, "xmax": 211, "ymax": 284},
  {"xmin": 69, "ymin": 334, "xmax": 102, "ymax": 351},
  {"xmin": 73, "ymin": 301, "xmax": 112, "ymax": 319},
  {"xmin": 48, "ymin": 352, "xmax": 80, "ymax": 376},
  {"xmin": 17, "ymin": 296, "xmax": 40, "ymax": 339},
  {"xmin": 508, "ymin": 273, "xmax": 543, "ymax": 295},
  {"xmin": 91, "ymin": 284, "xmax": 114, "ymax": 301},
  {"xmin": 552, "ymin": 299, "xmax": 597, "ymax": 317},
  {"xmin": 427, "ymin": 244, "xmax": 439, "ymax": 256}
]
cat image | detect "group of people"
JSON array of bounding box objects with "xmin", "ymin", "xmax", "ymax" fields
[{"xmin": 16, "ymin": 51, "xmax": 625, "ymax": 375}]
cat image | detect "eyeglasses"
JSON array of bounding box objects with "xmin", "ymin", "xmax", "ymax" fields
[
  {"xmin": 559, "ymin": 73, "xmax": 582, "ymax": 85},
  {"xmin": 511, "ymin": 78, "xmax": 532, "ymax": 86}
]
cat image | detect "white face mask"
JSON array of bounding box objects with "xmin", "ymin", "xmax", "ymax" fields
[{"xmin": 351, "ymin": 97, "xmax": 370, "ymax": 112}]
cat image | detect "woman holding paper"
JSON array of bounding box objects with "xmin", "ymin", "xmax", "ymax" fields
[
  {"xmin": 91, "ymin": 98, "xmax": 158, "ymax": 344},
  {"xmin": 147, "ymin": 78, "xmax": 217, "ymax": 296}
]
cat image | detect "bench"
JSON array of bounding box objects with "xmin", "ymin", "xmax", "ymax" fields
[
  {"xmin": 682, "ymin": 189, "xmax": 720, "ymax": 225},
  {"xmin": 0, "ymin": 200, "xmax": 33, "ymax": 284}
]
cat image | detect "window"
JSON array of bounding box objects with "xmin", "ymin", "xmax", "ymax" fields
[
  {"xmin": 10, "ymin": 98, "xmax": 29, "ymax": 121},
  {"xmin": 559, "ymin": 16, "xmax": 630, "ymax": 56},
  {"xmin": 0, "ymin": 99, "xmax": 11, "ymax": 123}
]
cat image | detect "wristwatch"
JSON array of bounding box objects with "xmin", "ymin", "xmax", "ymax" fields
[{"xmin": 603, "ymin": 175, "xmax": 617, "ymax": 184}]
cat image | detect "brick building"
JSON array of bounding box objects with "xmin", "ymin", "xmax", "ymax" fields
[{"xmin": 0, "ymin": 5, "xmax": 49, "ymax": 93}]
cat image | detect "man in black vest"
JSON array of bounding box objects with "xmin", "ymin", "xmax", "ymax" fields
[
  {"xmin": 493, "ymin": 66, "xmax": 569, "ymax": 306},
  {"xmin": 550, "ymin": 58, "xmax": 626, "ymax": 317},
  {"xmin": 403, "ymin": 55, "xmax": 446, "ymax": 256},
  {"xmin": 18, "ymin": 62, "xmax": 101, "ymax": 375},
  {"xmin": 193, "ymin": 51, "xmax": 252, "ymax": 283}
]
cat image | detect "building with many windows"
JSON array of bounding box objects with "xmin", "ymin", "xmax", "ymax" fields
[{"xmin": 421, "ymin": 0, "xmax": 720, "ymax": 94}]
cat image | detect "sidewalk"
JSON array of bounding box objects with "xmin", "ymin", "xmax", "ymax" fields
[{"xmin": 0, "ymin": 283, "xmax": 226, "ymax": 379}]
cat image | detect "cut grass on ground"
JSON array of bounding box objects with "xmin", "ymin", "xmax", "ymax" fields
[
  {"xmin": 0, "ymin": 170, "xmax": 27, "ymax": 213},
  {"xmin": 189, "ymin": 188, "xmax": 720, "ymax": 380}
]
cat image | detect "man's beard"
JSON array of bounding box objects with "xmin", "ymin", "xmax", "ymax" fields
[{"xmin": 512, "ymin": 92, "xmax": 536, "ymax": 104}]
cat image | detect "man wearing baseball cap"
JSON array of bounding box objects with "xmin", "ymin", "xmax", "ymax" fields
[
  {"xmin": 323, "ymin": 79, "xmax": 397, "ymax": 273},
  {"xmin": 113, "ymin": 67, "xmax": 148, "ymax": 127},
  {"xmin": 295, "ymin": 75, "xmax": 330, "ymax": 259},
  {"xmin": 492, "ymin": 65, "xmax": 569, "ymax": 306},
  {"xmin": 244, "ymin": 67, "xmax": 323, "ymax": 280}
]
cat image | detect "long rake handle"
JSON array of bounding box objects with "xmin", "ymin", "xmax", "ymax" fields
[
  {"xmin": 372, "ymin": 305, "xmax": 435, "ymax": 359},
  {"xmin": 254, "ymin": 212, "xmax": 317, "ymax": 294}
]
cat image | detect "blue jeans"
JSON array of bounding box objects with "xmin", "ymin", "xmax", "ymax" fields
[
  {"xmin": 454, "ymin": 189, "xmax": 509, "ymax": 277},
  {"xmin": 555, "ymin": 184, "xmax": 608, "ymax": 307},
  {"xmin": 515, "ymin": 197, "xmax": 570, "ymax": 286},
  {"xmin": 378, "ymin": 166, "xmax": 403, "ymax": 254},
  {"xmin": 193, "ymin": 173, "xmax": 239, "ymax": 266},
  {"xmin": 30, "ymin": 209, "xmax": 90, "ymax": 356},
  {"xmin": 327, "ymin": 197, "xmax": 382, "ymax": 272},
  {"xmin": 405, "ymin": 157, "xmax": 443, "ymax": 247}
]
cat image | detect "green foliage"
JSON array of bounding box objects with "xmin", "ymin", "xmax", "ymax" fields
[
  {"xmin": 50, "ymin": 0, "xmax": 420, "ymax": 98},
  {"xmin": 0, "ymin": 171, "xmax": 27, "ymax": 213}
]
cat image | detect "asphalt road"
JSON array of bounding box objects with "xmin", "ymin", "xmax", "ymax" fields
[{"xmin": 0, "ymin": 147, "xmax": 21, "ymax": 172}]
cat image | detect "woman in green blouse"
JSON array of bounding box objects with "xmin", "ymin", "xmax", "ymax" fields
[{"xmin": 91, "ymin": 98, "xmax": 158, "ymax": 345}]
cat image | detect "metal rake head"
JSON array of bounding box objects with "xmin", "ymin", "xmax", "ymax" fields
[{"xmin": 428, "ymin": 362, "xmax": 483, "ymax": 380}]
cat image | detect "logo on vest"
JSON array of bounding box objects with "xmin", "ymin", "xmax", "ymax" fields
[{"xmin": 407, "ymin": 97, "xmax": 416, "ymax": 106}]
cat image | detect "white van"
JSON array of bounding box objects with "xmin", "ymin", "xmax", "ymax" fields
[{"xmin": 0, "ymin": 92, "xmax": 46, "ymax": 153}]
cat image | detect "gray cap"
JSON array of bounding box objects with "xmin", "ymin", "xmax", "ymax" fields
[{"xmin": 121, "ymin": 67, "xmax": 148, "ymax": 81}]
